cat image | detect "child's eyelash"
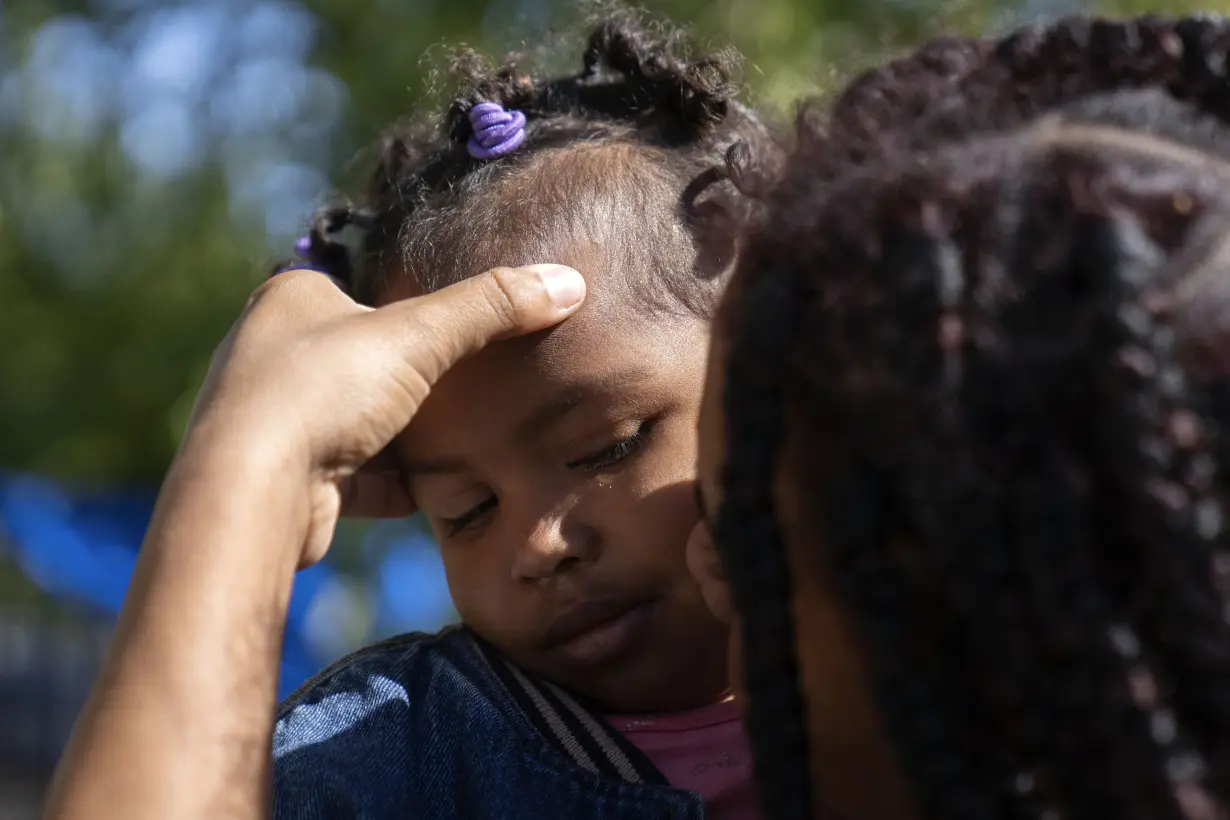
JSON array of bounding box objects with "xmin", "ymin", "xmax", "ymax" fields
[
  {"xmin": 441, "ymin": 422, "xmax": 655, "ymax": 537},
  {"xmin": 566, "ymin": 421, "xmax": 653, "ymax": 472},
  {"xmin": 442, "ymin": 495, "xmax": 497, "ymax": 537}
]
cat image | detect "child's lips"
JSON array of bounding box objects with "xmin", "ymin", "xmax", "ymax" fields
[{"xmin": 542, "ymin": 595, "xmax": 659, "ymax": 667}]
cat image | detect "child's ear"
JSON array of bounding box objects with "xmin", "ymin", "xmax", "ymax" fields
[
  {"xmin": 687, "ymin": 198, "xmax": 741, "ymax": 283},
  {"xmin": 685, "ymin": 520, "xmax": 732, "ymax": 624},
  {"xmin": 685, "ymin": 519, "xmax": 744, "ymax": 702},
  {"xmin": 681, "ymin": 166, "xmax": 745, "ymax": 283}
]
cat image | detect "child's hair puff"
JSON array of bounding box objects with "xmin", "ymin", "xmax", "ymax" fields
[{"xmin": 295, "ymin": 8, "xmax": 780, "ymax": 316}]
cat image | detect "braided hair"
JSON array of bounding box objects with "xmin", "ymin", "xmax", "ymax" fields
[
  {"xmin": 717, "ymin": 14, "xmax": 1230, "ymax": 820},
  {"xmin": 289, "ymin": 10, "xmax": 777, "ymax": 314}
]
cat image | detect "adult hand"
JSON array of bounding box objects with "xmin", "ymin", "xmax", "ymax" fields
[
  {"xmin": 44, "ymin": 263, "xmax": 587, "ymax": 820},
  {"xmin": 187, "ymin": 264, "xmax": 586, "ymax": 567}
]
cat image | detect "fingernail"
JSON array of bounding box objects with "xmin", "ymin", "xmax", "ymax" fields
[{"xmin": 533, "ymin": 265, "xmax": 585, "ymax": 309}]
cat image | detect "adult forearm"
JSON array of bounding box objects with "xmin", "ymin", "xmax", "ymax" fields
[
  {"xmin": 39, "ymin": 262, "xmax": 586, "ymax": 819},
  {"xmin": 44, "ymin": 429, "xmax": 309, "ymax": 820}
]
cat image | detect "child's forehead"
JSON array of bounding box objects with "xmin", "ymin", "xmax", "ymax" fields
[
  {"xmin": 384, "ymin": 161, "xmax": 674, "ymax": 311},
  {"xmin": 381, "ymin": 235, "xmax": 636, "ymax": 316},
  {"xmin": 488, "ymin": 279, "xmax": 686, "ymax": 381},
  {"xmin": 381, "ymin": 141, "xmax": 695, "ymax": 301},
  {"xmin": 534, "ymin": 286, "xmax": 674, "ymax": 364},
  {"xmin": 399, "ymin": 294, "xmax": 708, "ymax": 461}
]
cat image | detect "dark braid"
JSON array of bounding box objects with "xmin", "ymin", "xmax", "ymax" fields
[
  {"xmin": 838, "ymin": 223, "xmax": 1069, "ymax": 820},
  {"xmin": 286, "ymin": 9, "xmax": 777, "ymax": 314},
  {"xmin": 715, "ymin": 240, "xmax": 813, "ymax": 820},
  {"xmin": 802, "ymin": 15, "xmax": 1230, "ymax": 182},
  {"xmin": 804, "ymin": 37, "xmax": 992, "ymax": 168},
  {"xmin": 1082, "ymin": 204, "xmax": 1230, "ymax": 801},
  {"xmin": 991, "ymin": 196, "xmax": 1194, "ymax": 819},
  {"xmin": 825, "ymin": 464, "xmax": 1018, "ymax": 820},
  {"xmin": 716, "ymin": 14, "xmax": 1230, "ymax": 820}
]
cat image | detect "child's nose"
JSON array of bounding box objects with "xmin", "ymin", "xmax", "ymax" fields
[{"xmin": 510, "ymin": 506, "xmax": 600, "ymax": 583}]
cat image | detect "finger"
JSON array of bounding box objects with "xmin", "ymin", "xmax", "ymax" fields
[
  {"xmin": 266, "ymin": 267, "xmax": 350, "ymax": 293},
  {"xmin": 370, "ymin": 264, "xmax": 586, "ymax": 386},
  {"xmin": 246, "ymin": 268, "xmax": 358, "ymax": 320},
  {"xmin": 270, "ymin": 263, "xmax": 341, "ymax": 289},
  {"xmin": 338, "ymin": 471, "xmax": 417, "ymax": 519}
]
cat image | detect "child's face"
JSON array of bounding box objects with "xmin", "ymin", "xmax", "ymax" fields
[{"xmin": 385, "ymin": 249, "xmax": 729, "ymax": 713}]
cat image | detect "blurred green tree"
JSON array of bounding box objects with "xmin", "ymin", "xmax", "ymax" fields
[{"xmin": 9, "ymin": 0, "xmax": 1222, "ymax": 487}]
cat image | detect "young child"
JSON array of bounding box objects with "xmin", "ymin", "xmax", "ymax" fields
[
  {"xmin": 273, "ymin": 12, "xmax": 779, "ymax": 819},
  {"xmin": 691, "ymin": 13, "xmax": 1230, "ymax": 820}
]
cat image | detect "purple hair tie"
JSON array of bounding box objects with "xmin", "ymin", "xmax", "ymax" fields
[
  {"xmin": 466, "ymin": 101, "xmax": 526, "ymax": 160},
  {"xmin": 269, "ymin": 234, "xmax": 326, "ymax": 277}
]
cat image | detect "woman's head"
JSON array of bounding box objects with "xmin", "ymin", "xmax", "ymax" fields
[
  {"xmin": 298, "ymin": 11, "xmax": 778, "ymax": 713},
  {"xmin": 693, "ymin": 14, "xmax": 1230, "ymax": 820}
]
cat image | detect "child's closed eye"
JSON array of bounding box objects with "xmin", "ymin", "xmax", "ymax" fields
[
  {"xmin": 566, "ymin": 421, "xmax": 653, "ymax": 472},
  {"xmin": 442, "ymin": 495, "xmax": 498, "ymax": 537},
  {"xmin": 441, "ymin": 422, "xmax": 655, "ymax": 537}
]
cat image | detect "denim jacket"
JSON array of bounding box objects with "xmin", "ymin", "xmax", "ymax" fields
[{"xmin": 272, "ymin": 626, "xmax": 706, "ymax": 819}]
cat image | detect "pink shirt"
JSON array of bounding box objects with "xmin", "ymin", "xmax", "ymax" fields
[{"xmin": 607, "ymin": 699, "xmax": 761, "ymax": 819}]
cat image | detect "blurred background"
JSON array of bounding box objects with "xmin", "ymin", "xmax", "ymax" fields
[{"xmin": 0, "ymin": 0, "xmax": 1220, "ymax": 814}]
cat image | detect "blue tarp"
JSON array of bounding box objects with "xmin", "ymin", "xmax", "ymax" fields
[{"xmin": 0, "ymin": 473, "xmax": 454, "ymax": 699}]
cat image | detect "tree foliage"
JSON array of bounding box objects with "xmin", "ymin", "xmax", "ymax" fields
[{"xmin": 2, "ymin": 0, "xmax": 1224, "ymax": 484}]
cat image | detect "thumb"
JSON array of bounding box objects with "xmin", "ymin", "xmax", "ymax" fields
[{"xmin": 370, "ymin": 264, "xmax": 587, "ymax": 385}]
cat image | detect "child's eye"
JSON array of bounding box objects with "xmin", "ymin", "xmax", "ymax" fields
[
  {"xmin": 441, "ymin": 495, "xmax": 497, "ymax": 537},
  {"xmin": 567, "ymin": 422, "xmax": 652, "ymax": 472}
]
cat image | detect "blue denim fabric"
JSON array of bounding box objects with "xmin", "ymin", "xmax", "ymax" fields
[{"xmin": 273, "ymin": 628, "xmax": 706, "ymax": 819}]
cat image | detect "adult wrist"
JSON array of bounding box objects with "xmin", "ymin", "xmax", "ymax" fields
[{"xmin": 168, "ymin": 407, "xmax": 315, "ymax": 566}]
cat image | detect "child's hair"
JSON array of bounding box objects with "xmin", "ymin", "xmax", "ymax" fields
[
  {"xmin": 294, "ymin": 9, "xmax": 778, "ymax": 314},
  {"xmin": 717, "ymin": 15, "xmax": 1230, "ymax": 820}
]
